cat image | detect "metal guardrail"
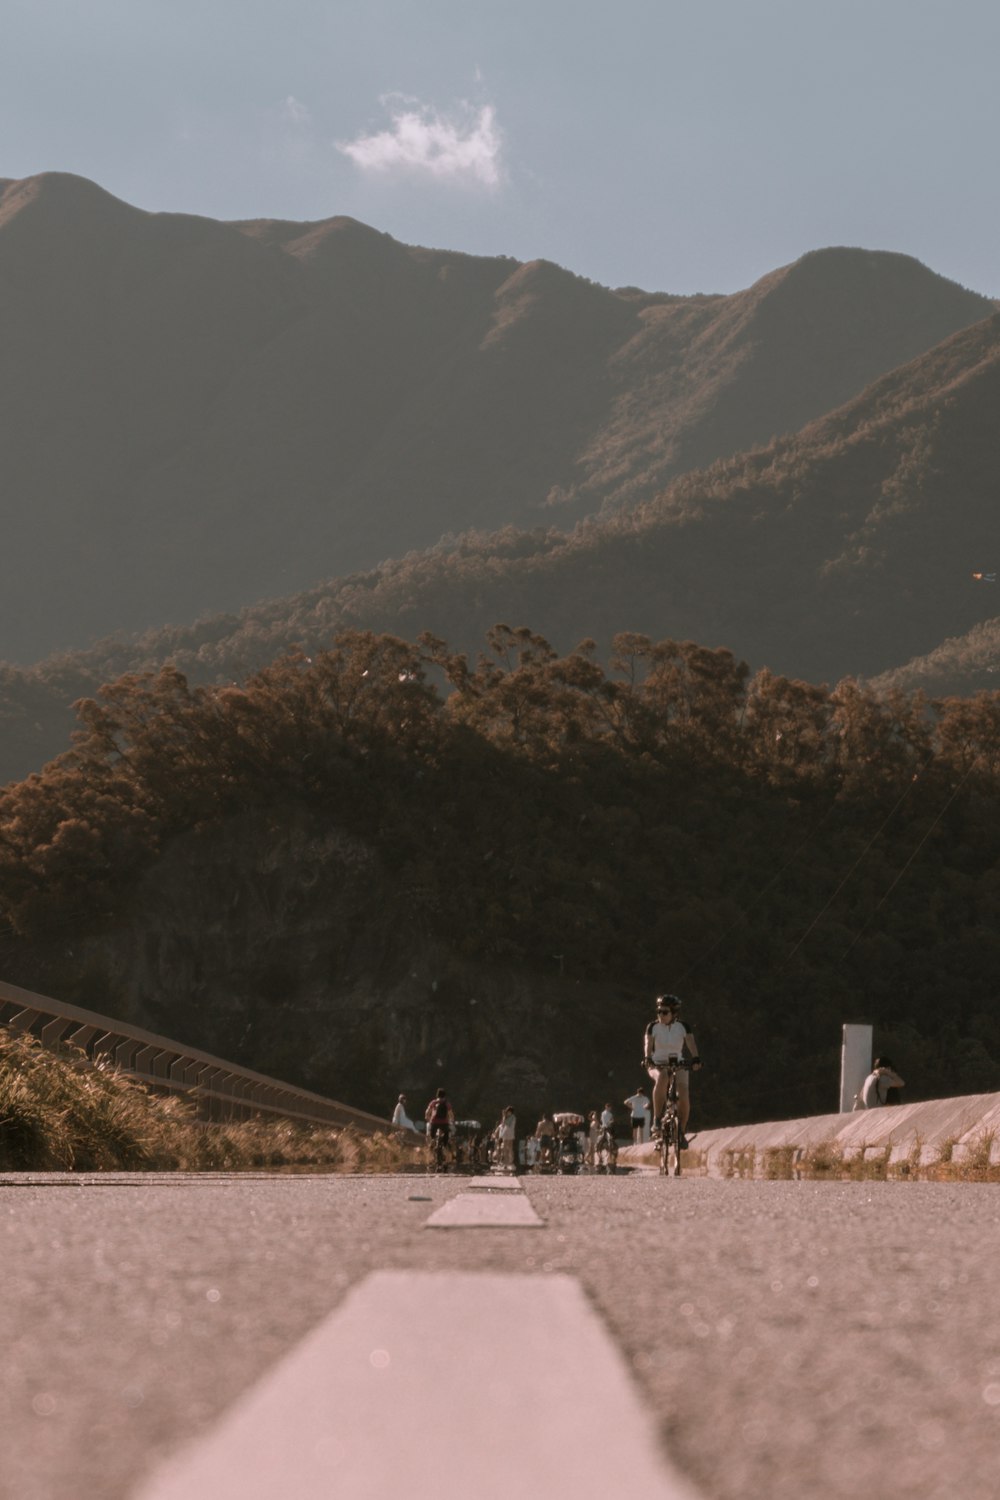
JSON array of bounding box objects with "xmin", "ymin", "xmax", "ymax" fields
[{"xmin": 0, "ymin": 977, "xmax": 393, "ymax": 1133}]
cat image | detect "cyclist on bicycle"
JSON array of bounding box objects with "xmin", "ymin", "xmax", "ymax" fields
[
  {"xmin": 425, "ymin": 1087, "xmax": 455, "ymax": 1152},
  {"xmin": 643, "ymin": 994, "xmax": 701, "ymax": 1149}
]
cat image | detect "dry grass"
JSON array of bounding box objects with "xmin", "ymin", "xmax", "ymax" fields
[{"xmin": 0, "ymin": 1028, "xmax": 412, "ymax": 1174}]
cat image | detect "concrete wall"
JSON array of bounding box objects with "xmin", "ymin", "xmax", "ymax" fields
[{"xmin": 619, "ymin": 1091, "xmax": 1000, "ymax": 1175}]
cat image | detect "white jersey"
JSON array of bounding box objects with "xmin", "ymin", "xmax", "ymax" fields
[{"xmin": 646, "ymin": 1018, "xmax": 688, "ymax": 1063}]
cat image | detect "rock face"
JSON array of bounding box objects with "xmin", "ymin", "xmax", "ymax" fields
[{"xmin": 1, "ymin": 171, "xmax": 992, "ymax": 663}]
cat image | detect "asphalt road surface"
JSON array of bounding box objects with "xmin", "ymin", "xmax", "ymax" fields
[{"xmin": 2, "ymin": 1172, "xmax": 999, "ymax": 1500}]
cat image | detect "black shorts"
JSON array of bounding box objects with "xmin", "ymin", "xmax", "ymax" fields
[{"xmin": 631, "ymin": 1115, "xmax": 644, "ymax": 1129}]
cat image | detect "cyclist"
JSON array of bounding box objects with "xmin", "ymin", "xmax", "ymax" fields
[
  {"xmin": 424, "ymin": 1087, "xmax": 455, "ymax": 1156},
  {"xmin": 593, "ymin": 1105, "xmax": 618, "ymax": 1169},
  {"xmin": 643, "ymin": 994, "xmax": 702, "ymax": 1148}
]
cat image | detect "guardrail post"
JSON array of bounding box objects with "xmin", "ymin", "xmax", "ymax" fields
[
  {"xmin": 64, "ymin": 1024, "xmax": 104, "ymax": 1054},
  {"xmin": 40, "ymin": 1016, "xmax": 74, "ymax": 1049},
  {"xmin": 5, "ymin": 1007, "xmax": 44, "ymax": 1034}
]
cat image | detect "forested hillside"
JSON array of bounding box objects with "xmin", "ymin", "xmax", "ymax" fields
[
  {"xmin": 871, "ymin": 619, "xmax": 1000, "ymax": 698},
  {"xmin": 3, "ymin": 310, "xmax": 998, "ymax": 784},
  {"xmin": 1, "ymin": 170, "xmax": 992, "ymax": 664},
  {"xmin": 2, "ymin": 629, "xmax": 998, "ymax": 1126}
]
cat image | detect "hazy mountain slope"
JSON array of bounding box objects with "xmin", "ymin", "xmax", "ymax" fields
[
  {"xmin": 132, "ymin": 310, "xmax": 996, "ymax": 689},
  {"xmin": 575, "ymin": 247, "xmax": 996, "ymax": 511},
  {"xmin": 868, "ymin": 617, "xmax": 1000, "ymax": 697},
  {"xmin": 0, "ymin": 170, "xmax": 992, "ymax": 664},
  {"xmin": 3, "ymin": 311, "xmax": 998, "ymax": 788},
  {"xmin": 125, "ymin": 309, "xmax": 1000, "ymax": 684}
]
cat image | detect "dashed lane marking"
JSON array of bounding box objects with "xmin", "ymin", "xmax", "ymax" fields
[
  {"xmin": 133, "ymin": 1270, "xmax": 702, "ymax": 1500},
  {"xmin": 424, "ymin": 1191, "xmax": 542, "ymax": 1227}
]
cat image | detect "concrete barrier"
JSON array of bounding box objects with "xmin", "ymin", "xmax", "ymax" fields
[{"xmin": 619, "ymin": 1091, "xmax": 1000, "ymax": 1175}]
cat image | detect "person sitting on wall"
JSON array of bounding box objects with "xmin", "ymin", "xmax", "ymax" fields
[
  {"xmin": 391, "ymin": 1093, "xmax": 417, "ymax": 1131},
  {"xmin": 858, "ymin": 1057, "xmax": 905, "ymax": 1108}
]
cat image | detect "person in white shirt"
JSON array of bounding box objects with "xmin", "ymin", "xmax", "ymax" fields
[
  {"xmin": 624, "ymin": 1087, "xmax": 651, "ymax": 1144},
  {"xmin": 643, "ymin": 994, "xmax": 702, "ymax": 1147},
  {"xmin": 391, "ymin": 1094, "xmax": 416, "ymax": 1131},
  {"xmin": 858, "ymin": 1057, "xmax": 905, "ymax": 1108},
  {"xmin": 496, "ymin": 1105, "xmax": 517, "ymax": 1168}
]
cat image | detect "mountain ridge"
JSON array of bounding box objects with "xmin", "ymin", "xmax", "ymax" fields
[
  {"xmin": 2, "ymin": 307, "xmax": 999, "ymax": 785},
  {"xmin": 1, "ymin": 170, "xmax": 993, "ymax": 664}
]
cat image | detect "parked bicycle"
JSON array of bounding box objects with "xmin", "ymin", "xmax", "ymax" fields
[{"xmin": 554, "ymin": 1112, "xmax": 585, "ymax": 1174}]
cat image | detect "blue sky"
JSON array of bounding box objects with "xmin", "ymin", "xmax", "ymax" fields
[{"xmin": 4, "ymin": 0, "xmax": 998, "ymax": 296}]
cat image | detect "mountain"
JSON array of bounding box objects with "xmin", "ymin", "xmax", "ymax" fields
[
  {"xmin": 2, "ymin": 308, "xmax": 1000, "ymax": 785},
  {"xmin": 1, "ymin": 170, "xmax": 993, "ymax": 665},
  {"xmin": 868, "ymin": 617, "xmax": 1000, "ymax": 697}
]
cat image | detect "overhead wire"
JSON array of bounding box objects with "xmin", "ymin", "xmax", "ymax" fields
[
  {"xmin": 775, "ymin": 763, "xmax": 930, "ymax": 973},
  {"xmin": 838, "ymin": 758, "xmax": 978, "ymax": 962}
]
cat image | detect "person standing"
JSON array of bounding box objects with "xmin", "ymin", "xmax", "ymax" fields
[
  {"xmin": 496, "ymin": 1105, "xmax": 517, "ymax": 1170},
  {"xmin": 535, "ymin": 1111, "xmax": 556, "ymax": 1167},
  {"xmin": 624, "ymin": 1085, "xmax": 651, "ymax": 1144},
  {"xmin": 586, "ymin": 1110, "xmax": 599, "ymax": 1166},
  {"xmin": 643, "ymin": 993, "xmax": 702, "ymax": 1148},
  {"xmin": 391, "ymin": 1094, "xmax": 416, "ymax": 1131}
]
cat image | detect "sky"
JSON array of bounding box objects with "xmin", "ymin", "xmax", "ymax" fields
[{"xmin": 4, "ymin": 0, "xmax": 999, "ymax": 297}]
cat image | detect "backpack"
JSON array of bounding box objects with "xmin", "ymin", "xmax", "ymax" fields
[
  {"xmin": 429, "ymin": 1096, "xmax": 450, "ymax": 1124},
  {"xmin": 860, "ymin": 1072, "xmax": 882, "ymax": 1109}
]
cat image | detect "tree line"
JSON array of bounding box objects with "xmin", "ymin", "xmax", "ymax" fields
[{"xmin": 1, "ymin": 627, "xmax": 998, "ymax": 1123}]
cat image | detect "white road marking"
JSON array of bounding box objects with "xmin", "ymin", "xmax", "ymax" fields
[
  {"xmin": 133, "ymin": 1271, "xmax": 702, "ymax": 1500},
  {"xmin": 424, "ymin": 1191, "xmax": 542, "ymax": 1227},
  {"xmin": 466, "ymin": 1173, "xmax": 524, "ymax": 1190}
]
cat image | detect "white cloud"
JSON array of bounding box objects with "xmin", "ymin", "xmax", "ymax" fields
[
  {"xmin": 337, "ymin": 98, "xmax": 503, "ymax": 187},
  {"xmin": 282, "ymin": 95, "xmax": 309, "ymax": 125}
]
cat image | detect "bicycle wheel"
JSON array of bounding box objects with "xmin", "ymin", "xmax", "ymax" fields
[{"xmin": 667, "ymin": 1117, "xmax": 681, "ymax": 1177}]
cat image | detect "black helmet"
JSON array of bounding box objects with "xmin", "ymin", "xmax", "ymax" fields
[{"xmin": 655, "ymin": 993, "xmax": 681, "ymax": 1012}]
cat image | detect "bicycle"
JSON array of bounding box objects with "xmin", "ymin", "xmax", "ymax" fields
[
  {"xmin": 428, "ymin": 1125, "xmax": 451, "ymax": 1173},
  {"xmin": 649, "ymin": 1060, "xmax": 689, "ymax": 1177},
  {"xmin": 594, "ymin": 1124, "xmax": 618, "ymax": 1173}
]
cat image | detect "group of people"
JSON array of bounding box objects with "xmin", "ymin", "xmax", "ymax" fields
[
  {"xmin": 389, "ymin": 992, "xmax": 706, "ymax": 1165},
  {"xmin": 389, "ymin": 994, "xmax": 907, "ymax": 1165}
]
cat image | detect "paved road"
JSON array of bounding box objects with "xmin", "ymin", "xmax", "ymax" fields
[{"xmin": 2, "ymin": 1173, "xmax": 999, "ymax": 1500}]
